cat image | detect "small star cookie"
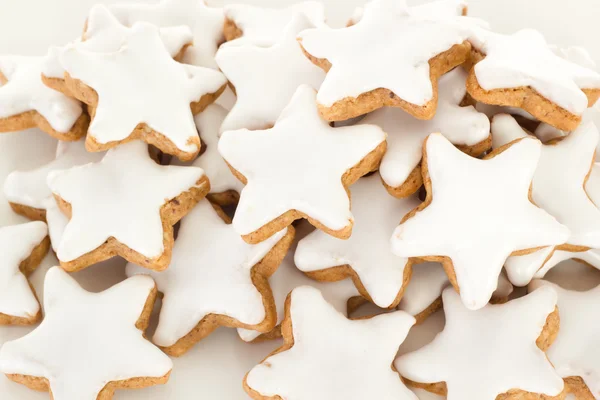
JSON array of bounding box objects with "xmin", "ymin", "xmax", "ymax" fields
[
  {"xmin": 216, "ymin": 14, "xmax": 325, "ymax": 132},
  {"xmin": 391, "ymin": 133, "xmax": 569, "ymax": 310},
  {"xmin": 363, "ymin": 67, "xmax": 490, "ymax": 198},
  {"xmin": 223, "ymin": 1, "xmax": 325, "ymax": 47},
  {"xmin": 395, "ymin": 287, "xmax": 565, "ymax": 400},
  {"xmin": 244, "ymin": 286, "xmax": 418, "ymax": 400},
  {"xmin": 109, "ymin": 0, "xmax": 224, "ymax": 68},
  {"xmin": 295, "ymin": 173, "xmax": 417, "ymax": 309},
  {"xmin": 298, "ymin": 0, "xmax": 475, "ymax": 121},
  {"xmin": 61, "ymin": 22, "xmax": 227, "ymax": 161},
  {"xmin": 529, "ymin": 280, "xmax": 600, "ymax": 400},
  {"xmin": 0, "ymin": 54, "xmax": 87, "ymax": 140},
  {"xmin": 219, "ymin": 85, "xmax": 386, "ymax": 244},
  {"xmin": 46, "ymin": 141, "xmax": 209, "ymax": 272},
  {"xmin": 126, "ymin": 199, "xmax": 294, "ymax": 356},
  {"xmin": 42, "ymin": 4, "xmax": 193, "ymax": 95},
  {"xmin": 4, "ymin": 139, "xmax": 103, "ymax": 222},
  {"xmin": 467, "ymin": 28, "xmax": 600, "ymax": 131},
  {"xmin": 0, "ymin": 267, "xmax": 173, "ymax": 400},
  {"xmin": 0, "ymin": 221, "xmax": 49, "ymax": 325}
]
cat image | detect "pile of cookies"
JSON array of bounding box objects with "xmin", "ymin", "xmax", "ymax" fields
[{"xmin": 0, "ymin": 0, "xmax": 599, "ymax": 399}]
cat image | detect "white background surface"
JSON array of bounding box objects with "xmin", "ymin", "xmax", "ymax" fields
[{"xmin": 0, "ymin": 0, "xmax": 597, "ymax": 399}]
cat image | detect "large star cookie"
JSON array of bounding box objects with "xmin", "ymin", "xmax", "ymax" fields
[
  {"xmin": 0, "ymin": 54, "xmax": 87, "ymax": 140},
  {"xmin": 298, "ymin": 0, "xmax": 475, "ymax": 121},
  {"xmin": 0, "ymin": 221, "xmax": 49, "ymax": 325},
  {"xmin": 467, "ymin": 28, "xmax": 600, "ymax": 131},
  {"xmin": 172, "ymin": 104, "xmax": 244, "ymax": 206},
  {"xmin": 364, "ymin": 67, "xmax": 490, "ymax": 198},
  {"xmin": 238, "ymin": 222, "xmax": 360, "ymax": 342},
  {"xmin": 61, "ymin": 22, "xmax": 227, "ymax": 161},
  {"xmin": 529, "ymin": 280, "xmax": 600, "ymax": 400},
  {"xmin": 295, "ymin": 173, "xmax": 417, "ymax": 309},
  {"xmin": 223, "ymin": 1, "xmax": 325, "ymax": 46},
  {"xmin": 216, "ymin": 14, "xmax": 324, "ymax": 132},
  {"xmin": 0, "ymin": 267, "xmax": 172, "ymax": 400},
  {"xmin": 219, "ymin": 85, "xmax": 386, "ymax": 244},
  {"xmin": 126, "ymin": 199, "xmax": 294, "ymax": 356},
  {"xmin": 391, "ymin": 133, "xmax": 569, "ymax": 310},
  {"xmin": 109, "ymin": 0, "xmax": 224, "ymax": 68},
  {"xmin": 4, "ymin": 139, "xmax": 103, "ymax": 222},
  {"xmin": 42, "ymin": 4, "xmax": 193, "ymax": 95},
  {"xmin": 395, "ymin": 287, "xmax": 565, "ymax": 400},
  {"xmin": 47, "ymin": 141, "xmax": 209, "ymax": 272},
  {"xmin": 244, "ymin": 286, "xmax": 417, "ymax": 400}
]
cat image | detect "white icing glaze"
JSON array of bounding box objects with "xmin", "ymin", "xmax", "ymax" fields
[
  {"xmin": 295, "ymin": 173, "xmax": 418, "ymax": 308},
  {"xmin": 60, "ymin": 22, "xmax": 227, "ymax": 158},
  {"xmin": 0, "ymin": 55, "xmax": 82, "ymax": 133},
  {"xmin": 237, "ymin": 225, "xmax": 359, "ymax": 341},
  {"xmin": 475, "ymin": 102, "xmax": 536, "ymax": 120},
  {"xmin": 223, "ymin": 1, "xmax": 325, "ymax": 47},
  {"xmin": 350, "ymin": 0, "xmax": 467, "ymax": 25},
  {"xmin": 395, "ymin": 287, "xmax": 564, "ymax": 399},
  {"xmin": 399, "ymin": 263, "xmax": 513, "ymax": 316},
  {"xmin": 4, "ymin": 139, "xmax": 103, "ymax": 210},
  {"xmin": 470, "ymin": 29, "xmax": 600, "ymax": 115},
  {"xmin": 246, "ymin": 286, "xmax": 417, "ymax": 400},
  {"xmin": 173, "ymin": 104, "xmax": 243, "ymax": 195},
  {"xmin": 0, "ymin": 221, "xmax": 47, "ymax": 319},
  {"xmin": 216, "ymin": 14, "xmax": 324, "ymax": 133},
  {"xmin": 0, "ymin": 267, "xmax": 172, "ymax": 400},
  {"xmin": 492, "ymin": 114, "xmax": 600, "ymax": 248},
  {"xmin": 535, "ymin": 249, "xmax": 600, "ymax": 279},
  {"xmin": 529, "ymin": 280, "xmax": 600, "ymax": 399},
  {"xmin": 587, "ymin": 162, "xmax": 600, "ymax": 206},
  {"xmin": 42, "ymin": 4, "xmax": 194, "ymax": 80},
  {"xmin": 391, "ymin": 133, "xmax": 569, "ymax": 310},
  {"xmin": 126, "ymin": 200, "xmax": 288, "ymax": 347},
  {"xmin": 364, "ymin": 67, "xmax": 489, "ymax": 189},
  {"xmin": 298, "ymin": 0, "xmax": 475, "ymax": 108},
  {"xmin": 109, "ymin": 0, "xmax": 224, "ymax": 68},
  {"xmin": 44, "ymin": 198, "xmax": 68, "ymax": 253},
  {"xmin": 46, "ymin": 140, "xmax": 206, "ymax": 263},
  {"xmin": 218, "ymin": 85, "xmax": 386, "ymax": 237}
]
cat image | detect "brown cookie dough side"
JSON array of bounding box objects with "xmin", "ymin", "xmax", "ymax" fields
[
  {"xmin": 228, "ymin": 140, "xmax": 387, "ymax": 244},
  {"xmin": 5, "ymin": 284, "xmax": 172, "ymax": 399},
  {"xmin": 54, "ymin": 175, "xmax": 210, "ymax": 272},
  {"xmin": 298, "ymin": 41, "xmax": 472, "ymax": 122},
  {"xmin": 223, "ymin": 18, "xmax": 244, "ymax": 42},
  {"xmin": 383, "ymin": 133, "xmax": 492, "ymax": 199},
  {"xmin": 467, "ymin": 66, "xmax": 600, "ymax": 132},
  {"xmin": 161, "ymin": 219, "xmax": 295, "ymax": 357},
  {"xmin": 405, "ymin": 307, "xmax": 565, "ymax": 400},
  {"xmin": 564, "ymin": 377, "xmax": 595, "ymax": 400},
  {"xmin": 64, "ymin": 73, "xmax": 225, "ymax": 162},
  {"xmin": 8, "ymin": 203, "xmax": 46, "ymax": 222}
]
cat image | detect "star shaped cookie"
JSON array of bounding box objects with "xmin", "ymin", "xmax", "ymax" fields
[
  {"xmin": 126, "ymin": 199, "xmax": 294, "ymax": 356},
  {"xmin": 223, "ymin": 1, "xmax": 325, "ymax": 46},
  {"xmin": 298, "ymin": 0, "xmax": 475, "ymax": 121},
  {"xmin": 109, "ymin": 0, "xmax": 224, "ymax": 68},
  {"xmin": 219, "ymin": 85, "xmax": 386, "ymax": 244},
  {"xmin": 244, "ymin": 286, "xmax": 417, "ymax": 400},
  {"xmin": 468, "ymin": 28, "xmax": 600, "ymax": 130},
  {"xmin": 0, "ymin": 267, "xmax": 172, "ymax": 400},
  {"xmin": 61, "ymin": 22, "xmax": 227, "ymax": 161},
  {"xmin": 391, "ymin": 133, "xmax": 569, "ymax": 310},
  {"xmin": 529, "ymin": 280, "xmax": 600, "ymax": 399},
  {"xmin": 364, "ymin": 67, "xmax": 490, "ymax": 198},
  {"xmin": 295, "ymin": 173, "xmax": 417, "ymax": 309},
  {"xmin": 0, "ymin": 221, "xmax": 49, "ymax": 325},
  {"xmin": 395, "ymin": 287, "xmax": 565, "ymax": 400},
  {"xmin": 216, "ymin": 14, "xmax": 325, "ymax": 132},
  {"xmin": 0, "ymin": 54, "xmax": 87, "ymax": 140},
  {"xmin": 4, "ymin": 139, "xmax": 103, "ymax": 222},
  {"xmin": 349, "ymin": 0, "xmax": 468, "ymax": 25},
  {"xmin": 42, "ymin": 4, "xmax": 193, "ymax": 94},
  {"xmin": 47, "ymin": 141, "xmax": 209, "ymax": 272}
]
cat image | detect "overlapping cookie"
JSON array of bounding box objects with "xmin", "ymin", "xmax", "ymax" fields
[
  {"xmin": 126, "ymin": 199, "xmax": 294, "ymax": 356},
  {"xmin": 219, "ymin": 85, "xmax": 386, "ymax": 244}
]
